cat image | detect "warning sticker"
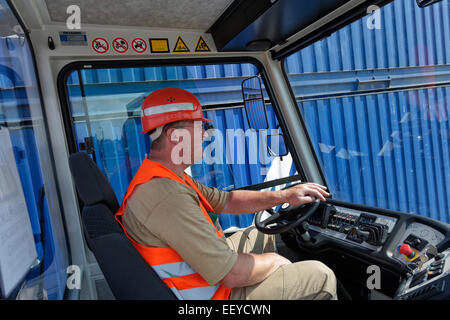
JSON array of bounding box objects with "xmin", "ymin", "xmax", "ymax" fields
[
  {"xmin": 149, "ymin": 38, "xmax": 170, "ymax": 53},
  {"xmin": 132, "ymin": 38, "xmax": 147, "ymax": 53},
  {"xmin": 173, "ymin": 36, "xmax": 190, "ymax": 53},
  {"xmin": 112, "ymin": 37, "xmax": 128, "ymax": 53},
  {"xmin": 195, "ymin": 36, "xmax": 211, "ymax": 52},
  {"xmin": 91, "ymin": 37, "xmax": 109, "ymax": 54}
]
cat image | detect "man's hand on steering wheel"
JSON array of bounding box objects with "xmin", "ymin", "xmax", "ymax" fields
[
  {"xmin": 281, "ymin": 182, "xmax": 330, "ymax": 207},
  {"xmin": 255, "ymin": 182, "xmax": 331, "ymax": 234}
]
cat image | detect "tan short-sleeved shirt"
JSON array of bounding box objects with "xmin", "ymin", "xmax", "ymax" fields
[{"xmin": 122, "ymin": 174, "xmax": 237, "ymax": 285}]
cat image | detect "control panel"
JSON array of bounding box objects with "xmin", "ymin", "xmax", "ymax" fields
[
  {"xmin": 293, "ymin": 201, "xmax": 449, "ymax": 300},
  {"xmin": 395, "ymin": 248, "xmax": 450, "ymax": 300},
  {"xmin": 392, "ymin": 222, "xmax": 445, "ymax": 265},
  {"xmin": 308, "ymin": 204, "xmax": 397, "ymax": 250}
]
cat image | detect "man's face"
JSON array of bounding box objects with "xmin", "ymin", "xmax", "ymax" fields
[{"xmin": 170, "ymin": 120, "xmax": 207, "ymax": 165}]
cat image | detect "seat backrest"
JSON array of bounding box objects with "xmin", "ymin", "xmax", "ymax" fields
[{"xmin": 68, "ymin": 152, "xmax": 177, "ymax": 300}]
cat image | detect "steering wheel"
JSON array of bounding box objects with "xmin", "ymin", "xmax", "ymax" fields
[{"xmin": 255, "ymin": 189, "xmax": 320, "ymax": 234}]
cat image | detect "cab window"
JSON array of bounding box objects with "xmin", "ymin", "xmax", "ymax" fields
[
  {"xmin": 0, "ymin": 0, "xmax": 68, "ymax": 299},
  {"xmin": 283, "ymin": 0, "xmax": 450, "ymax": 223},
  {"xmin": 62, "ymin": 61, "xmax": 297, "ymax": 230}
]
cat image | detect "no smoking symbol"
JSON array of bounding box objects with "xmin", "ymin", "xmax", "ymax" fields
[
  {"xmin": 92, "ymin": 37, "xmax": 108, "ymax": 54},
  {"xmin": 132, "ymin": 38, "xmax": 147, "ymax": 53},
  {"xmin": 113, "ymin": 37, "xmax": 128, "ymax": 53}
]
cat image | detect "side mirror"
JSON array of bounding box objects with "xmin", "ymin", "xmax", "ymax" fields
[
  {"xmin": 241, "ymin": 76, "xmax": 269, "ymax": 130},
  {"xmin": 266, "ymin": 132, "xmax": 288, "ymax": 157}
]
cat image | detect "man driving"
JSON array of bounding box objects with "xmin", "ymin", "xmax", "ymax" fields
[{"xmin": 115, "ymin": 88, "xmax": 336, "ymax": 300}]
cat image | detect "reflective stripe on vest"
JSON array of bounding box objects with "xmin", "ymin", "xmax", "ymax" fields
[
  {"xmin": 115, "ymin": 158, "xmax": 231, "ymax": 300},
  {"xmin": 152, "ymin": 261, "xmax": 220, "ymax": 300}
]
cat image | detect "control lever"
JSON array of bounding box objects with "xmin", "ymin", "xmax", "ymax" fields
[
  {"xmin": 298, "ymin": 222, "xmax": 311, "ymax": 242},
  {"xmin": 350, "ymin": 227, "xmax": 370, "ymax": 241},
  {"xmin": 358, "ymin": 223, "xmax": 388, "ymax": 245},
  {"xmin": 425, "ymin": 244, "xmax": 438, "ymax": 259}
]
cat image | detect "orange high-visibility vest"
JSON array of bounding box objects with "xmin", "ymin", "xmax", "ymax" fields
[{"xmin": 115, "ymin": 158, "xmax": 231, "ymax": 300}]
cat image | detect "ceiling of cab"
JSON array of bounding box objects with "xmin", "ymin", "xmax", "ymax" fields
[
  {"xmin": 209, "ymin": 0, "xmax": 393, "ymax": 55},
  {"xmin": 43, "ymin": 0, "xmax": 234, "ymax": 30}
]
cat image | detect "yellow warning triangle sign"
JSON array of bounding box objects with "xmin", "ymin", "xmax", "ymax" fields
[
  {"xmin": 195, "ymin": 36, "xmax": 211, "ymax": 52},
  {"xmin": 173, "ymin": 36, "xmax": 190, "ymax": 52}
]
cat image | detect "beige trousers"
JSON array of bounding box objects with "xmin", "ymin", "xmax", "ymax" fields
[{"xmin": 225, "ymin": 226, "xmax": 337, "ymax": 300}]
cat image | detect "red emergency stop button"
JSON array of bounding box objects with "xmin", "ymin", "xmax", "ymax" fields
[{"xmin": 398, "ymin": 244, "xmax": 416, "ymax": 259}]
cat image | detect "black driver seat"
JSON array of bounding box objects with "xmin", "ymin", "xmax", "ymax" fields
[{"xmin": 68, "ymin": 152, "xmax": 177, "ymax": 300}]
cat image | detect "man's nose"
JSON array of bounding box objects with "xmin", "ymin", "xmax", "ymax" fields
[
  {"xmin": 202, "ymin": 123, "xmax": 214, "ymax": 138},
  {"xmin": 203, "ymin": 123, "xmax": 214, "ymax": 131}
]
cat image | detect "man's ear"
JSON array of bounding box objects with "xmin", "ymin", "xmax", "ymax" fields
[
  {"xmin": 167, "ymin": 126, "xmax": 192, "ymax": 145},
  {"xmin": 166, "ymin": 127, "xmax": 180, "ymax": 143}
]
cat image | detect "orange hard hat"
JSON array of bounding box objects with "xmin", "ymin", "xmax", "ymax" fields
[{"xmin": 141, "ymin": 87, "xmax": 211, "ymax": 135}]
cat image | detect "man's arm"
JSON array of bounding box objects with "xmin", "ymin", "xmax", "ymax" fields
[
  {"xmin": 220, "ymin": 252, "xmax": 291, "ymax": 288},
  {"xmin": 222, "ymin": 182, "xmax": 330, "ymax": 214}
]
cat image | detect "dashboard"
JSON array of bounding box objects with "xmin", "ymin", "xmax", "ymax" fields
[
  {"xmin": 286, "ymin": 199, "xmax": 450, "ymax": 300},
  {"xmin": 308, "ymin": 204, "xmax": 398, "ymax": 252}
]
